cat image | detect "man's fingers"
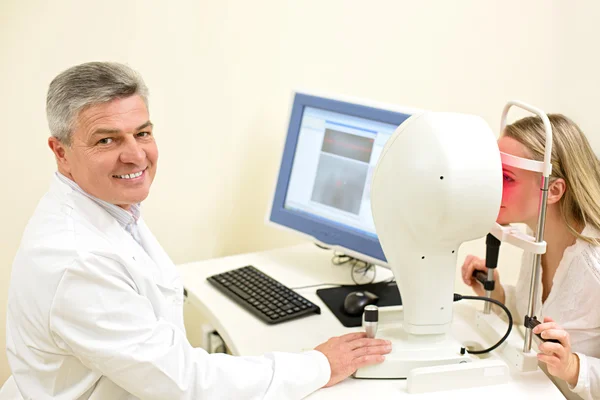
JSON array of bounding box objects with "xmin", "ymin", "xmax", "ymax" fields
[
  {"xmin": 352, "ymin": 354, "xmax": 386, "ymax": 370},
  {"xmin": 352, "ymin": 344, "xmax": 392, "ymax": 358},
  {"xmin": 339, "ymin": 332, "xmax": 367, "ymax": 342},
  {"xmin": 348, "ymin": 338, "xmax": 390, "ymax": 350}
]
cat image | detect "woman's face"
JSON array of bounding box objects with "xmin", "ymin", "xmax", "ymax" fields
[{"xmin": 496, "ymin": 136, "xmax": 542, "ymax": 227}]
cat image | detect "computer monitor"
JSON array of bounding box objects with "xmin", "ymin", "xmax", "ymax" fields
[{"xmin": 269, "ymin": 92, "xmax": 416, "ymax": 266}]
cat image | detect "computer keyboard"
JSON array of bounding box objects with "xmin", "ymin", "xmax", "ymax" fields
[{"xmin": 207, "ymin": 265, "xmax": 321, "ymax": 324}]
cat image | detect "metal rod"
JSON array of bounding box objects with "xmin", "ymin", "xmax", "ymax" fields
[
  {"xmin": 483, "ymin": 268, "xmax": 495, "ymax": 314},
  {"xmin": 524, "ymin": 176, "xmax": 550, "ymax": 352}
]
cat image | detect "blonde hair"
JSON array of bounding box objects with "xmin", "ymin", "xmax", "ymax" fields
[{"xmin": 503, "ymin": 114, "xmax": 600, "ymax": 245}]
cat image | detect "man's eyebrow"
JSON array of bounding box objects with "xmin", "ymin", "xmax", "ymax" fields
[
  {"xmin": 91, "ymin": 128, "xmax": 120, "ymax": 136},
  {"xmin": 91, "ymin": 121, "xmax": 153, "ymax": 136},
  {"xmin": 136, "ymin": 121, "xmax": 153, "ymax": 131}
]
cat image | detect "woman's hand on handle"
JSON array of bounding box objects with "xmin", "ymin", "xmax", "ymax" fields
[{"xmin": 461, "ymin": 255, "xmax": 504, "ymax": 302}]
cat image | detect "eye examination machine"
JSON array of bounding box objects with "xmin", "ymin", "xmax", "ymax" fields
[
  {"xmin": 262, "ymin": 91, "xmax": 555, "ymax": 393},
  {"xmin": 356, "ymin": 100, "xmax": 554, "ymax": 393}
]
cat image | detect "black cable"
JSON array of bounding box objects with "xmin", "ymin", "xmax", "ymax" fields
[
  {"xmin": 291, "ymin": 251, "xmax": 379, "ymax": 290},
  {"xmin": 331, "ymin": 251, "xmax": 353, "ymax": 265},
  {"xmin": 331, "ymin": 252, "xmax": 376, "ymax": 285},
  {"xmin": 351, "ymin": 262, "xmax": 376, "ymax": 285},
  {"xmin": 453, "ymin": 293, "xmax": 513, "ymax": 355}
]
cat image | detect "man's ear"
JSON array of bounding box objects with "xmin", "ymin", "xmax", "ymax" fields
[
  {"xmin": 48, "ymin": 137, "xmax": 71, "ymax": 174},
  {"xmin": 547, "ymin": 178, "xmax": 566, "ymax": 205}
]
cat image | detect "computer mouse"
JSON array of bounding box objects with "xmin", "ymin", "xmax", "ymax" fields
[{"xmin": 343, "ymin": 290, "xmax": 379, "ymax": 316}]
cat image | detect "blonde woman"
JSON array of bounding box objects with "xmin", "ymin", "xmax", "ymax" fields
[{"xmin": 462, "ymin": 114, "xmax": 600, "ymax": 400}]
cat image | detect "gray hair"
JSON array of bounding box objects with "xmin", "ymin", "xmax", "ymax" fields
[{"xmin": 46, "ymin": 61, "xmax": 149, "ymax": 145}]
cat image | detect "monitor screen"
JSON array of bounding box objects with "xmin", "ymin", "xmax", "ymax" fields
[{"xmin": 269, "ymin": 92, "xmax": 413, "ymax": 264}]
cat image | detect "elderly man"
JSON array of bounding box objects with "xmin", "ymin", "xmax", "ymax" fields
[{"xmin": 5, "ymin": 62, "xmax": 391, "ymax": 399}]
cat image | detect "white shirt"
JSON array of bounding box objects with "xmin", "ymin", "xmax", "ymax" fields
[
  {"xmin": 504, "ymin": 225, "xmax": 600, "ymax": 400},
  {"xmin": 6, "ymin": 174, "xmax": 331, "ymax": 399}
]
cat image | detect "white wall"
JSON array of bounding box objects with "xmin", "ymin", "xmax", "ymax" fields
[
  {"xmin": 0, "ymin": 0, "xmax": 595, "ymax": 385},
  {"xmin": 555, "ymin": 2, "xmax": 600, "ymax": 151}
]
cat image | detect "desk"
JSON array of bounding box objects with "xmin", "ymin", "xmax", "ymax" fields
[{"xmin": 178, "ymin": 243, "xmax": 564, "ymax": 399}]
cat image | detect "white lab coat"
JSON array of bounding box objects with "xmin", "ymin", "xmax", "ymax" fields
[{"xmin": 6, "ymin": 174, "xmax": 330, "ymax": 400}]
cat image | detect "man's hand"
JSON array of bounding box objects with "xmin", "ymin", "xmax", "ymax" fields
[
  {"xmin": 534, "ymin": 316, "xmax": 580, "ymax": 387},
  {"xmin": 314, "ymin": 332, "xmax": 392, "ymax": 387}
]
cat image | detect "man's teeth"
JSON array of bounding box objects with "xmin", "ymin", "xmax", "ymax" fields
[{"xmin": 114, "ymin": 171, "xmax": 144, "ymax": 179}]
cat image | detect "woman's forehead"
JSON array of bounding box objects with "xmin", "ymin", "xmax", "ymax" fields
[{"xmin": 498, "ymin": 136, "xmax": 530, "ymax": 158}]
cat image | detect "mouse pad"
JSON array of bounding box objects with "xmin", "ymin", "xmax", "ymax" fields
[{"xmin": 316, "ymin": 280, "xmax": 402, "ymax": 327}]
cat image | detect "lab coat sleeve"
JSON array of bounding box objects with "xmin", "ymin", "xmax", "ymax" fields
[
  {"xmin": 49, "ymin": 253, "xmax": 331, "ymax": 400},
  {"xmin": 569, "ymin": 353, "xmax": 600, "ymax": 400}
]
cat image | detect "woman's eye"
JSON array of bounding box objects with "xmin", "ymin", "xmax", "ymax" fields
[
  {"xmin": 97, "ymin": 137, "xmax": 113, "ymax": 145},
  {"xmin": 503, "ymin": 174, "xmax": 514, "ymax": 183}
]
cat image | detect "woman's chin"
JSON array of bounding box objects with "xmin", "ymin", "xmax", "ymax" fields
[{"xmin": 496, "ymin": 215, "xmax": 509, "ymax": 225}]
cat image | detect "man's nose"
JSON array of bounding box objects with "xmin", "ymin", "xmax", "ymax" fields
[{"xmin": 120, "ymin": 137, "xmax": 145, "ymax": 164}]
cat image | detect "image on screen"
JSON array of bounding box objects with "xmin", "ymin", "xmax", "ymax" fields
[
  {"xmin": 270, "ymin": 93, "xmax": 412, "ymax": 262},
  {"xmin": 310, "ymin": 129, "xmax": 374, "ymax": 214},
  {"xmin": 283, "ymin": 105, "xmax": 397, "ymax": 236}
]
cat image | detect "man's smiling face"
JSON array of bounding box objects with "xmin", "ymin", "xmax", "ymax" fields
[{"xmin": 49, "ymin": 94, "xmax": 158, "ymax": 209}]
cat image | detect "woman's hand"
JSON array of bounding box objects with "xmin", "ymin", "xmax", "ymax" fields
[
  {"xmin": 461, "ymin": 255, "xmax": 502, "ymax": 299},
  {"xmin": 534, "ymin": 316, "xmax": 580, "ymax": 387}
]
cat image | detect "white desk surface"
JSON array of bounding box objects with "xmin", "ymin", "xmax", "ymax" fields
[{"xmin": 178, "ymin": 243, "xmax": 565, "ymax": 399}]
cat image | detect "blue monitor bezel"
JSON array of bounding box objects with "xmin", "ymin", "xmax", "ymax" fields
[{"xmin": 269, "ymin": 92, "xmax": 411, "ymax": 263}]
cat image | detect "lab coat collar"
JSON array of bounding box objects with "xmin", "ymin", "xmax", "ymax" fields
[
  {"xmin": 54, "ymin": 171, "xmax": 141, "ymax": 226},
  {"xmin": 50, "ymin": 174, "xmax": 178, "ymax": 287}
]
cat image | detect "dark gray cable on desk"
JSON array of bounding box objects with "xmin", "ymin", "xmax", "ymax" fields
[
  {"xmin": 331, "ymin": 252, "xmax": 376, "ymax": 285},
  {"xmin": 453, "ymin": 293, "xmax": 513, "ymax": 354}
]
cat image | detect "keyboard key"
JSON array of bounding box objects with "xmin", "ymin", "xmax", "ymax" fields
[{"xmin": 229, "ymin": 286, "xmax": 250, "ymax": 299}]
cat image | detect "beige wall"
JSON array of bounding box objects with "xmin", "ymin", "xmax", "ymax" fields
[{"xmin": 0, "ymin": 0, "xmax": 596, "ymax": 385}]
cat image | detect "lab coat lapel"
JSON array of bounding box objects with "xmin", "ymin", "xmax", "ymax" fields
[
  {"xmin": 117, "ymin": 223, "xmax": 186, "ymax": 330},
  {"xmin": 133, "ymin": 221, "xmax": 186, "ymax": 329},
  {"xmin": 52, "ymin": 176, "xmax": 185, "ymax": 329}
]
